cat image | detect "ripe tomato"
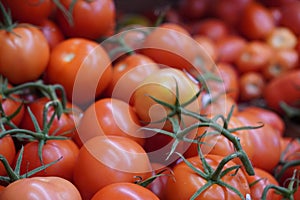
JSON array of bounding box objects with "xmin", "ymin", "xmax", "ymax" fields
[
  {"xmin": 193, "ymin": 35, "xmax": 218, "ymax": 62},
  {"xmin": 0, "ymin": 135, "xmax": 16, "ymax": 176},
  {"xmin": 2, "ymin": 0, "xmax": 55, "ymax": 24},
  {"xmin": 177, "ymin": 0, "xmax": 210, "ymax": 20},
  {"xmin": 36, "ymin": 19, "xmax": 65, "ymax": 51},
  {"xmin": 164, "ymin": 154, "xmax": 250, "ymax": 200},
  {"xmin": 20, "ymin": 97, "xmax": 82, "ymax": 138},
  {"xmin": 246, "ymin": 167, "xmax": 281, "ymax": 200},
  {"xmin": 91, "ymin": 182, "xmax": 159, "ymax": 200},
  {"xmin": 56, "ymin": 0, "xmax": 116, "ymax": 39},
  {"xmin": 44, "ymin": 38, "xmax": 113, "ymax": 107},
  {"xmin": 238, "ymin": 72, "xmax": 265, "ymax": 102},
  {"xmin": 279, "ymin": 1, "xmax": 300, "ymax": 36},
  {"xmin": 236, "ymin": 111, "xmax": 281, "ymax": 172},
  {"xmin": 238, "ymin": 1, "xmax": 275, "ymax": 40},
  {"xmin": 75, "ymin": 98, "xmax": 144, "ymax": 147},
  {"xmin": 72, "ymin": 136, "xmax": 152, "ymax": 200},
  {"xmin": 263, "ymin": 69, "xmax": 300, "ymax": 113},
  {"xmin": 0, "ymin": 25, "xmax": 50, "ymax": 84},
  {"xmin": 0, "ymin": 176, "xmax": 82, "ymax": 200},
  {"xmin": 133, "ymin": 68, "xmax": 200, "ymax": 131},
  {"xmin": 266, "ymin": 27, "xmax": 297, "ymax": 49},
  {"xmin": 15, "ymin": 139, "xmax": 79, "ymax": 181},
  {"xmin": 104, "ymin": 53, "xmax": 160, "ymax": 104}
]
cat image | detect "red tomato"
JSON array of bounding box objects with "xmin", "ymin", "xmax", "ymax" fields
[
  {"xmin": 280, "ymin": 1, "xmax": 300, "ymax": 36},
  {"xmin": 246, "ymin": 167, "xmax": 281, "ymax": 200},
  {"xmin": 266, "ymin": 27, "xmax": 298, "ymax": 49},
  {"xmin": 238, "ymin": 72, "xmax": 266, "ymax": 102},
  {"xmin": 2, "ymin": 0, "xmax": 55, "ymax": 24},
  {"xmin": 20, "ymin": 97, "xmax": 82, "ymax": 138},
  {"xmin": 56, "ymin": 0, "xmax": 116, "ymax": 39},
  {"xmin": 75, "ymin": 98, "xmax": 144, "ymax": 147},
  {"xmin": 0, "ymin": 25, "xmax": 50, "ymax": 84},
  {"xmin": 44, "ymin": 38, "xmax": 113, "ymax": 107},
  {"xmin": 193, "ymin": 35, "xmax": 218, "ymax": 61},
  {"xmin": 177, "ymin": 0, "xmax": 210, "ymax": 20},
  {"xmin": 263, "ymin": 69, "xmax": 300, "ymax": 113},
  {"xmin": 0, "ymin": 135, "xmax": 16, "ymax": 176},
  {"xmin": 72, "ymin": 136, "xmax": 152, "ymax": 200},
  {"xmin": 104, "ymin": 53, "xmax": 160, "ymax": 104},
  {"xmin": 91, "ymin": 182, "xmax": 159, "ymax": 200},
  {"xmin": 36, "ymin": 19, "xmax": 65, "ymax": 51},
  {"xmin": 238, "ymin": 1, "xmax": 275, "ymax": 40},
  {"xmin": 236, "ymin": 111, "xmax": 281, "ymax": 172},
  {"xmin": 0, "ymin": 176, "xmax": 82, "ymax": 200},
  {"xmin": 15, "ymin": 139, "xmax": 79, "ymax": 181},
  {"xmin": 165, "ymin": 154, "xmax": 250, "ymax": 200}
]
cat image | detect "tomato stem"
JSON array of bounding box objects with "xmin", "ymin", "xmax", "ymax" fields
[{"xmin": 0, "ymin": 1, "xmax": 17, "ymax": 32}]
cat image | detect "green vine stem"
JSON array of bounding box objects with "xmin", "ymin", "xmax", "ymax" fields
[
  {"xmin": 0, "ymin": 146, "xmax": 61, "ymax": 184},
  {"xmin": 0, "ymin": 1, "xmax": 17, "ymax": 32}
]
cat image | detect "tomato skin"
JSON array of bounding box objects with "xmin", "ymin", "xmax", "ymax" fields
[
  {"xmin": 0, "ymin": 25, "xmax": 50, "ymax": 84},
  {"xmin": 91, "ymin": 182, "xmax": 159, "ymax": 200},
  {"xmin": 75, "ymin": 98, "xmax": 144, "ymax": 147},
  {"xmin": 177, "ymin": 0, "xmax": 210, "ymax": 20},
  {"xmin": 0, "ymin": 135, "xmax": 16, "ymax": 176},
  {"xmin": 72, "ymin": 136, "xmax": 152, "ymax": 200},
  {"xmin": 36, "ymin": 19, "xmax": 65, "ymax": 51},
  {"xmin": 0, "ymin": 176, "xmax": 82, "ymax": 200},
  {"xmin": 238, "ymin": 72, "xmax": 265, "ymax": 102},
  {"xmin": 104, "ymin": 53, "xmax": 160, "ymax": 104},
  {"xmin": 246, "ymin": 167, "xmax": 281, "ymax": 200},
  {"xmin": 279, "ymin": 1, "xmax": 300, "ymax": 36},
  {"xmin": 2, "ymin": 0, "xmax": 55, "ymax": 24},
  {"xmin": 45, "ymin": 38, "xmax": 113, "ymax": 107},
  {"xmin": 56, "ymin": 0, "xmax": 116, "ymax": 39},
  {"xmin": 263, "ymin": 69, "xmax": 300, "ymax": 113},
  {"xmin": 20, "ymin": 97, "xmax": 82, "ymax": 138},
  {"xmin": 165, "ymin": 154, "xmax": 250, "ymax": 200},
  {"xmin": 15, "ymin": 139, "xmax": 79, "ymax": 181}
]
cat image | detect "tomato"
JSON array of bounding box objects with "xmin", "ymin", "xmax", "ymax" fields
[
  {"xmin": 72, "ymin": 136, "xmax": 151, "ymax": 200},
  {"xmin": 0, "ymin": 176, "xmax": 82, "ymax": 200},
  {"xmin": 15, "ymin": 139, "xmax": 79, "ymax": 181},
  {"xmin": 246, "ymin": 167, "xmax": 281, "ymax": 200},
  {"xmin": 36, "ymin": 19, "xmax": 65, "ymax": 51},
  {"xmin": 263, "ymin": 69, "xmax": 300, "ymax": 113},
  {"xmin": 235, "ymin": 41, "xmax": 272, "ymax": 73},
  {"xmin": 0, "ymin": 25, "xmax": 50, "ymax": 84},
  {"xmin": 56, "ymin": 0, "xmax": 116, "ymax": 39},
  {"xmin": 141, "ymin": 23, "xmax": 199, "ymax": 71},
  {"xmin": 236, "ymin": 111, "xmax": 281, "ymax": 172},
  {"xmin": 279, "ymin": 1, "xmax": 300, "ymax": 36},
  {"xmin": 238, "ymin": 72, "xmax": 265, "ymax": 102},
  {"xmin": 177, "ymin": 0, "xmax": 210, "ymax": 20},
  {"xmin": 44, "ymin": 38, "xmax": 113, "ymax": 108},
  {"xmin": 215, "ymin": 35, "xmax": 246, "ymax": 63},
  {"xmin": 239, "ymin": 106, "xmax": 285, "ymax": 136},
  {"xmin": 193, "ymin": 35, "xmax": 218, "ymax": 62},
  {"xmin": 266, "ymin": 27, "xmax": 298, "ymax": 49},
  {"xmin": 2, "ymin": 0, "xmax": 55, "ymax": 24},
  {"xmin": 238, "ymin": 1, "xmax": 275, "ymax": 40},
  {"xmin": 262, "ymin": 48, "xmax": 299, "ymax": 80},
  {"xmin": 104, "ymin": 53, "xmax": 160, "ymax": 104},
  {"xmin": 165, "ymin": 154, "xmax": 250, "ymax": 200},
  {"xmin": 75, "ymin": 98, "xmax": 144, "ymax": 147},
  {"xmin": 91, "ymin": 182, "xmax": 159, "ymax": 200},
  {"xmin": 133, "ymin": 68, "xmax": 200, "ymax": 131},
  {"xmin": 0, "ymin": 135, "xmax": 16, "ymax": 176},
  {"xmin": 20, "ymin": 97, "xmax": 82, "ymax": 138}
]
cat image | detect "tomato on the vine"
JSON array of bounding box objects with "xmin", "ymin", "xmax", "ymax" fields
[{"xmin": 0, "ymin": 135, "xmax": 15, "ymax": 176}]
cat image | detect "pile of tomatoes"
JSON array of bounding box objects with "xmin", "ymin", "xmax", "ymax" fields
[{"xmin": 1, "ymin": 0, "xmax": 300, "ymax": 199}]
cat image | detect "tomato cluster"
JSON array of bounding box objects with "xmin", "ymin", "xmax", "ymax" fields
[{"xmin": 0, "ymin": 0, "xmax": 300, "ymax": 199}]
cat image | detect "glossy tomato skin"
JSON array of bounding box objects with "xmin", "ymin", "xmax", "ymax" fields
[
  {"xmin": 56, "ymin": 0, "xmax": 116, "ymax": 39},
  {"xmin": 0, "ymin": 25, "xmax": 50, "ymax": 84},
  {"xmin": 45, "ymin": 38, "xmax": 113, "ymax": 107},
  {"xmin": 2, "ymin": 0, "xmax": 55, "ymax": 24},
  {"xmin": 246, "ymin": 167, "xmax": 281, "ymax": 200},
  {"xmin": 20, "ymin": 97, "xmax": 82, "ymax": 138},
  {"xmin": 0, "ymin": 135, "xmax": 16, "ymax": 176},
  {"xmin": 0, "ymin": 176, "xmax": 82, "ymax": 200},
  {"xmin": 75, "ymin": 98, "xmax": 144, "ymax": 147},
  {"xmin": 104, "ymin": 53, "xmax": 160, "ymax": 104},
  {"xmin": 15, "ymin": 139, "xmax": 79, "ymax": 181},
  {"xmin": 165, "ymin": 154, "xmax": 250, "ymax": 200},
  {"xmin": 91, "ymin": 182, "xmax": 159, "ymax": 200},
  {"xmin": 263, "ymin": 69, "xmax": 300, "ymax": 113},
  {"xmin": 72, "ymin": 136, "xmax": 152, "ymax": 200},
  {"xmin": 36, "ymin": 19, "xmax": 65, "ymax": 51}
]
